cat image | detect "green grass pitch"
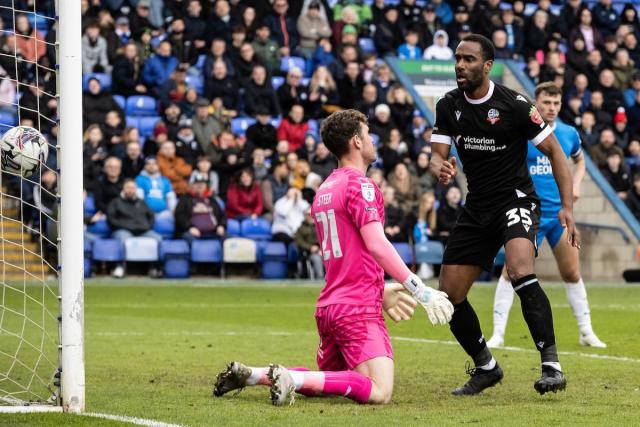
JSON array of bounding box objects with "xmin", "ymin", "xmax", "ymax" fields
[{"xmin": 3, "ymin": 279, "xmax": 640, "ymax": 426}]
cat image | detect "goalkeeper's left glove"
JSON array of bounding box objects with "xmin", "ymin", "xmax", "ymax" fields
[
  {"xmin": 402, "ymin": 274, "xmax": 454, "ymax": 326},
  {"xmin": 383, "ymin": 282, "xmax": 417, "ymax": 322}
]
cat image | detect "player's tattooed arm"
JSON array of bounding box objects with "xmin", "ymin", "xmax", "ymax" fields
[
  {"xmin": 430, "ymin": 143, "xmax": 457, "ymax": 185},
  {"xmin": 537, "ymin": 134, "xmax": 581, "ymax": 249}
]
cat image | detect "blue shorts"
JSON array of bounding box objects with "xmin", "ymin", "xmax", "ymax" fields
[{"xmin": 537, "ymin": 214, "xmax": 565, "ymax": 249}]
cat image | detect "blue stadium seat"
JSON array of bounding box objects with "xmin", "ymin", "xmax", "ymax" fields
[
  {"xmin": 280, "ymin": 56, "xmax": 306, "ymax": 74},
  {"xmin": 359, "ymin": 38, "xmax": 376, "ymax": 54},
  {"xmin": 84, "ymin": 239, "xmax": 92, "ymax": 278},
  {"xmin": 138, "ymin": 116, "xmax": 161, "ymax": 138},
  {"xmin": 159, "ymin": 240, "xmax": 190, "ymax": 278},
  {"xmin": 124, "ymin": 237, "xmax": 159, "ymax": 262},
  {"xmin": 114, "ymin": 95, "xmax": 126, "ymax": 110},
  {"xmin": 84, "ymin": 194, "xmax": 97, "ymax": 217},
  {"xmin": 226, "ymin": 218, "xmax": 241, "ymax": 236},
  {"xmin": 231, "ymin": 117, "xmax": 256, "ymax": 136},
  {"xmin": 0, "ymin": 111, "xmax": 17, "ymax": 128},
  {"xmin": 255, "ymin": 240, "xmax": 267, "ymax": 262},
  {"xmin": 393, "ymin": 243, "xmax": 413, "ymax": 265},
  {"xmin": 240, "ymin": 218, "xmax": 272, "ymax": 240},
  {"xmin": 287, "ymin": 243, "xmax": 299, "ymax": 264},
  {"xmin": 261, "ymin": 241, "xmax": 288, "ymax": 279},
  {"xmin": 83, "ymin": 73, "xmax": 112, "ymax": 91},
  {"xmin": 270, "ymin": 117, "xmax": 281, "ymax": 128},
  {"xmin": 154, "ymin": 214, "xmax": 175, "ymax": 239},
  {"xmin": 27, "ymin": 13, "xmax": 51, "ymax": 34},
  {"xmin": 186, "ymin": 74, "xmax": 204, "ymax": 95},
  {"xmin": 414, "ymin": 241, "xmax": 444, "ymax": 264},
  {"xmin": 126, "ymin": 116, "xmax": 140, "ymax": 129},
  {"xmin": 87, "ymin": 218, "xmax": 111, "ymax": 237},
  {"xmin": 301, "ymin": 77, "xmax": 310, "ymax": 86},
  {"xmin": 92, "ymin": 239, "xmax": 124, "ymax": 262},
  {"xmin": 126, "ymin": 95, "xmax": 157, "ymax": 116},
  {"xmin": 307, "ymin": 119, "xmax": 318, "ymax": 133},
  {"xmin": 271, "ymin": 76, "xmax": 285, "ymax": 90},
  {"xmin": 190, "ymin": 239, "xmax": 223, "ymax": 263}
]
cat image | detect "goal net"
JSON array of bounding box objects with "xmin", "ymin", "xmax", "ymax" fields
[{"xmin": 0, "ymin": 0, "xmax": 84, "ymax": 412}]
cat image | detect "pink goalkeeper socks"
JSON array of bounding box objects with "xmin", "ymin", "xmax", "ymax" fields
[
  {"xmin": 291, "ymin": 370, "xmax": 372, "ymax": 403},
  {"xmin": 246, "ymin": 367, "xmax": 373, "ymax": 403},
  {"xmin": 322, "ymin": 371, "xmax": 372, "ymax": 403}
]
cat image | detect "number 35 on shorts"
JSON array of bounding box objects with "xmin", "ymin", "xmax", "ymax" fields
[{"xmin": 505, "ymin": 207, "xmax": 533, "ymax": 232}]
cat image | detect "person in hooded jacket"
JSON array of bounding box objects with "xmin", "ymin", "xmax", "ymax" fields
[{"xmin": 423, "ymin": 29, "xmax": 453, "ymax": 60}]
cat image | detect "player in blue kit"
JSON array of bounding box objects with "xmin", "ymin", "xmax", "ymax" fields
[{"xmin": 487, "ymin": 82, "xmax": 606, "ymax": 349}]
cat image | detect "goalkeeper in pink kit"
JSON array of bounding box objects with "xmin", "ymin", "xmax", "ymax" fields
[{"xmin": 214, "ymin": 110, "xmax": 453, "ymax": 406}]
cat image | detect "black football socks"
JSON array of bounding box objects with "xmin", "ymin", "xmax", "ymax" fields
[
  {"xmin": 513, "ymin": 274, "xmax": 561, "ymax": 368},
  {"xmin": 450, "ymin": 298, "xmax": 494, "ymax": 368}
]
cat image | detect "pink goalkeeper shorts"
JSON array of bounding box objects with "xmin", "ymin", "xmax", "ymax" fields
[{"xmin": 314, "ymin": 304, "xmax": 394, "ymax": 371}]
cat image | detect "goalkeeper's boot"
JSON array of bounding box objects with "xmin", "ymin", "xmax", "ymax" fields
[
  {"xmin": 267, "ymin": 364, "xmax": 296, "ymax": 406},
  {"xmin": 534, "ymin": 365, "xmax": 566, "ymax": 395},
  {"xmin": 579, "ymin": 332, "xmax": 607, "ymax": 348},
  {"xmin": 213, "ymin": 361, "xmax": 252, "ymax": 397},
  {"xmin": 452, "ymin": 362, "xmax": 503, "ymax": 396}
]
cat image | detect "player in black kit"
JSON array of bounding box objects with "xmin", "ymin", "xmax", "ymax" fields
[{"xmin": 430, "ymin": 34, "xmax": 580, "ymax": 396}]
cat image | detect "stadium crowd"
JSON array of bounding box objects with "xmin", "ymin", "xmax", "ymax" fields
[{"xmin": 1, "ymin": 0, "xmax": 639, "ymax": 278}]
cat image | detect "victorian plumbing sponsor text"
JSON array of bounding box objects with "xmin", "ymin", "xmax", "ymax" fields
[{"xmin": 455, "ymin": 135, "xmax": 506, "ymax": 152}]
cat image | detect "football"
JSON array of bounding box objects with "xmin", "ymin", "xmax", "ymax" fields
[{"xmin": 0, "ymin": 126, "xmax": 49, "ymax": 177}]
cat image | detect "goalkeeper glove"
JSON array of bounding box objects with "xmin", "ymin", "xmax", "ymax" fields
[{"xmin": 402, "ymin": 274, "xmax": 454, "ymax": 326}]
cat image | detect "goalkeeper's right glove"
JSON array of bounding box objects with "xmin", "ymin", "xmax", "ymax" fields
[{"xmin": 402, "ymin": 274, "xmax": 454, "ymax": 326}]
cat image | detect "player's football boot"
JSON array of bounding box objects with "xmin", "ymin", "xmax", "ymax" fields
[
  {"xmin": 533, "ymin": 365, "xmax": 567, "ymax": 395},
  {"xmin": 486, "ymin": 335, "xmax": 504, "ymax": 349},
  {"xmin": 267, "ymin": 364, "xmax": 296, "ymax": 406},
  {"xmin": 452, "ymin": 362, "xmax": 504, "ymax": 396},
  {"xmin": 579, "ymin": 332, "xmax": 607, "ymax": 348},
  {"xmin": 213, "ymin": 361, "xmax": 252, "ymax": 397}
]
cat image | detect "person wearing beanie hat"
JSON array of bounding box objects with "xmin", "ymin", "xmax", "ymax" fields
[
  {"xmin": 296, "ymin": 130, "xmax": 320, "ymax": 161},
  {"xmin": 367, "ymin": 103, "xmax": 393, "ymax": 144},
  {"xmin": 613, "ymin": 106, "xmax": 628, "ymax": 124},
  {"xmin": 613, "ymin": 107, "xmax": 631, "ymax": 150}
]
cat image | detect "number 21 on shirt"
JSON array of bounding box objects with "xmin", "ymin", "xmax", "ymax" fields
[{"xmin": 315, "ymin": 209, "xmax": 343, "ymax": 260}]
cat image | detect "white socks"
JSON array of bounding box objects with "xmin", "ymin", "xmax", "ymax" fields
[
  {"xmin": 564, "ymin": 278, "xmax": 593, "ymax": 335},
  {"xmin": 492, "ymin": 275, "xmax": 515, "ymax": 340},
  {"xmin": 246, "ymin": 367, "xmax": 264, "ymax": 385},
  {"xmin": 494, "ymin": 277, "xmax": 595, "ymax": 338},
  {"xmin": 542, "ymin": 361, "xmax": 562, "ymax": 372},
  {"xmin": 477, "ymin": 357, "xmax": 497, "ymax": 371},
  {"xmin": 288, "ymin": 370, "xmax": 305, "ymax": 390}
]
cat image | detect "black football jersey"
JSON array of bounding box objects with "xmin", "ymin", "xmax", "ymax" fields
[{"xmin": 431, "ymin": 81, "xmax": 552, "ymax": 209}]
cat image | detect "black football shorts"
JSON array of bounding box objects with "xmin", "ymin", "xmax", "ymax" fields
[{"xmin": 442, "ymin": 196, "xmax": 541, "ymax": 271}]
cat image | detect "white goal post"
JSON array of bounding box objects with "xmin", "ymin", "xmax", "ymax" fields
[
  {"xmin": 58, "ymin": 0, "xmax": 85, "ymax": 413},
  {"xmin": 0, "ymin": 0, "xmax": 84, "ymax": 413}
]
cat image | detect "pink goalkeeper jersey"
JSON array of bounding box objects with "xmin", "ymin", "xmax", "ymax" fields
[{"xmin": 311, "ymin": 167, "xmax": 385, "ymax": 308}]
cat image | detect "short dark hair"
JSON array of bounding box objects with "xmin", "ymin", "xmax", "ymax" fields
[
  {"xmin": 535, "ymin": 82, "xmax": 562, "ymax": 99},
  {"xmin": 320, "ymin": 109, "xmax": 368, "ymax": 159},
  {"xmin": 461, "ymin": 33, "xmax": 495, "ymax": 61}
]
